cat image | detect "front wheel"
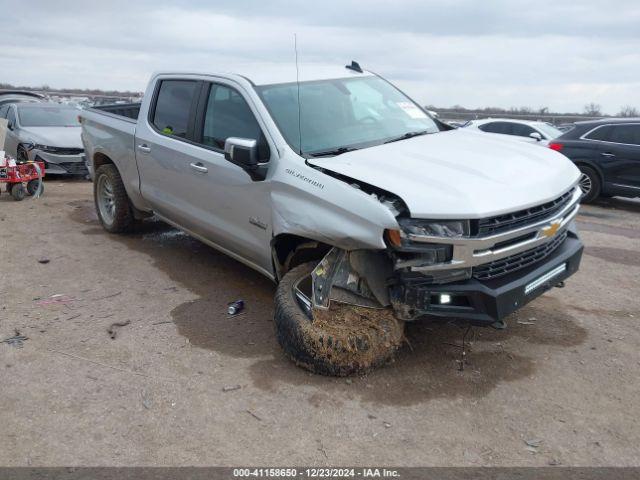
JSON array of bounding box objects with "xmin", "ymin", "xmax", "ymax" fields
[
  {"xmin": 274, "ymin": 262, "xmax": 405, "ymax": 376},
  {"xmin": 94, "ymin": 164, "xmax": 134, "ymax": 233},
  {"xmin": 578, "ymin": 165, "xmax": 601, "ymax": 204}
]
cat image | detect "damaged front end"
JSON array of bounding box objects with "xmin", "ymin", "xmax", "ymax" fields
[
  {"xmin": 303, "ymin": 248, "xmax": 393, "ymax": 317},
  {"xmin": 303, "ymin": 186, "xmax": 584, "ymax": 329}
]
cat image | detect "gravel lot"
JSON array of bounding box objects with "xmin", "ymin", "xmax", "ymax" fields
[{"xmin": 1, "ymin": 180, "xmax": 639, "ymax": 466}]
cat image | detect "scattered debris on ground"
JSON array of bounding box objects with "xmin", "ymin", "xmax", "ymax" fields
[
  {"xmin": 107, "ymin": 320, "xmax": 131, "ymax": 339},
  {"xmin": 222, "ymin": 385, "xmax": 242, "ymax": 392},
  {"xmin": 36, "ymin": 294, "xmax": 74, "ymax": 306},
  {"xmin": 1, "ymin": 330, "xmax": 28, "ymax": 348},
  {"xmin": 227, "ymin": 300, "xmax": 245, "ymax": 316}
]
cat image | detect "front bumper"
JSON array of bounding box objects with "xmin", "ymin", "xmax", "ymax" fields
[
  {"xmin": 389, "ymin": 229, "xmax": 583, "ymax": 326},
  {"xmin": 32, "ymin": 151, "xmax": 88, "ymax": 175}
]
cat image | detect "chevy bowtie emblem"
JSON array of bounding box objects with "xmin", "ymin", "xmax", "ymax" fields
[{"xmin": 541, "ymin": 220, "xmax": 561, "ymax": 238}]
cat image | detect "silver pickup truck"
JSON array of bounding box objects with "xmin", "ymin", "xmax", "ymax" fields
[{"xmin": 80, "ymin": 63, "xmax": 584, "ymax": 376}]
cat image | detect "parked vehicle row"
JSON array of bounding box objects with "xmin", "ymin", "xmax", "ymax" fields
[
  {"xmin": 550, "ymin": 118, "xmax": 640, "ymax": 203},
  {"xmin": 0, "ymin": 102, "xmax": 87, "ymax": 175},
  {"xmin": 458, "ymin": 116, "xmax": 639, "ymax": 204},
  {"xmin": 464, "ymin": 118, "xmax": 564, "ymax": 145},
  {"xmin": 80, "ymin": 64, "xmax": 583, "ymax": 376}
]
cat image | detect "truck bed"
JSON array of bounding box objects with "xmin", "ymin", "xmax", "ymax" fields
[{"xmin": 93, "ymin": 103, "xmax": 141, "ymax": 121}]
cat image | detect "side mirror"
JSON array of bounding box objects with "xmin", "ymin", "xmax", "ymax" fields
[
  {"xmin": 529, "ymin": 132, "xmax": 543, "ymax": 141},
  {"xmin": 224, "ymin": 137, "xmax": 259, "ymax": 170}
]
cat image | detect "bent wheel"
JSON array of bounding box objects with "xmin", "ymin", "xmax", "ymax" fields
[{"xmin": 274, "ymin": 262, "xmax": 405, "ymax": 376}]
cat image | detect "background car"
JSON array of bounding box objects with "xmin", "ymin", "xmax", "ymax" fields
[
  {"xmin": 549, "ymin": 118, "xmax": 640, "ymax": 203},
  {"xmin": 0, "ymin": 102, "xmax": 87, "ymax": 175},
  {"xmin": 0, "ymin": 90, "xmax": 44, "ymax": 107},
  {"xmin": 465, "ymin": 118, "xmax": 564, "ymax": 145}
]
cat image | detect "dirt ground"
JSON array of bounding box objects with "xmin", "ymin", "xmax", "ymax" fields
[{"xmin": 1, "ymin": 179, "xmax": 639, "ymax": 467}]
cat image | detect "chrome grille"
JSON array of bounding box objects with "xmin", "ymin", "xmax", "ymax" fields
[
  {"xmin": 473, "ymin": 231, "xmax": 568, "ymax": 281},
  {"xmin": 475, "ymin": 189, "xmax": 574, "ymax": 236}
]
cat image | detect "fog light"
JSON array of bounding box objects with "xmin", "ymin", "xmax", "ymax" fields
[{"xmin": 439, "ymin": 294, "xmax": 451, "ymax": 304}]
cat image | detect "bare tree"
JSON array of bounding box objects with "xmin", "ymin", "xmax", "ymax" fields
[
  {"xmin": 618, "ymin": 105, "xmax": 639, "ymax": 117},
  {"xmin": 584, "ymin": 103, "xmax": 602, "ymax": 116}
]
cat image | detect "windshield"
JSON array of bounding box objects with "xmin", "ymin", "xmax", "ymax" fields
[
  {"xmin": 536, "ymin": 123, "xmax": 563, "ymax": 139},
  {"xmin": 256, "ymin": 76, "xmax": 439, "ymax": 156},
  {"xmin": 18, "ymin": 106, "xmax": 80, "ymax": 127}
]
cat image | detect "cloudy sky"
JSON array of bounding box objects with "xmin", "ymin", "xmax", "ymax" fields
[{"xmin": 1, "ymin": 0, "xmax": 639, "ymax": 114}]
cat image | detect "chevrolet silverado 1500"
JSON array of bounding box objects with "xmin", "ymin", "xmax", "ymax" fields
[{"xmin": 80, "ymin": 63, "xmax": 583, "ymax": 375}]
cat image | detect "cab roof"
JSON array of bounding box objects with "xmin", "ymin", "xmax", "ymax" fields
[{"xmin": 154, "ymin": 64, "xmax": 376, "ymax": 87}]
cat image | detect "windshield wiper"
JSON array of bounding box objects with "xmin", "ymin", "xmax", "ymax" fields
[
  {"xmin": 384, "ymin": 130, "xmax": 430, "ymax": 144},
  {"xmin": 308, "ymin": 146, "xmax": 358, "ymax": 157}
]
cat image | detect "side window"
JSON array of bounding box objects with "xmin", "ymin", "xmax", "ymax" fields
[
  {"xmin": 608, "ymin": 125, "xmax": 640, "ymax": 146},
  {"xmin": 480, "ymin": 122, "xmax": 512, "ymax": 134},
  {"xmin": 511, "ymin": 123, "xmax": 536, "ymax": 137},
  {"xmin": 585, "ymin": 125, "xmax": 613, "ymax": 142},
  {"xmin": 152, "ymin": 80, "xmax": 197, "ymax": 138},
  {"xmin": 0, "ymin": 105, "xmax": 8, "ymax": 119},
  {"xmin": 202, "ymin": 84, "xmax": 269, "ymax": 159}
]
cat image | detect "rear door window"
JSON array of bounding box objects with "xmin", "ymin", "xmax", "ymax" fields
[
  {"xmin": 0, "ymin": 105, "xmax": 8, "ymax": 118},
  {"xmin": 608, "ymin": 124, "xmax": 640, "ymax": 145},
  {"xmin": 151, "ymin": 80, "xmax": 198, "ymax": 139},
  {"xmin": 585, "ymin": 125, "xmax": 613, "ymax": 141}
]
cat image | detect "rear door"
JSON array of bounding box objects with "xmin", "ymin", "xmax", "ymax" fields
[
  {"xmin": 601, "ymin": 123, "xmax": 640, "ymax": 189},
  {"xmin": 135, "ymin": 78, "xmax": 201, "ymax": 227}
]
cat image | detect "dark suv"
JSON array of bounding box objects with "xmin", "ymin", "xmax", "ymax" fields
[{"xmin": 549, "ymin": 118, "xmax": 640, "ymax": 203}]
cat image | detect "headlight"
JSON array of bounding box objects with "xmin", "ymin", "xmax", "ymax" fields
[
  {"xmin": 398, "ymin": 219, "xmax": 468, "ymax": 239},
  {"xmin": 34, "ymin": 144, "xmax": 60, "ymax": 153}
]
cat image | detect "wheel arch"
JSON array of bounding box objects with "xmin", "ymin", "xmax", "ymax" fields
[{"xmin": 271, "ymin": 233, "xmax": 332, "ymax": 281}]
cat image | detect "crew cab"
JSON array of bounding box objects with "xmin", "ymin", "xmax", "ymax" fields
[{"xmin": 80, "ymin": 64, "xmax": 583, "ymax": 376}]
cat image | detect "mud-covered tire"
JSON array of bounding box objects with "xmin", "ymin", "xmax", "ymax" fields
[
  {"xmin": 11, "ymin": 183, "xmax": 26, "ymax": 201},
  {"xmin": 94, "ymin": 164, "xmax": 134, "ymax": 233},
  {"xmin": 274, "ymin": 262, "xmax": 405, "ymax": 376}
]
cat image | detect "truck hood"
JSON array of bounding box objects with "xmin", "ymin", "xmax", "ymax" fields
[
  {"xmin": 21, "ymin": 126, "xmax": 83, "ymax": 149},
  {"xmin": 308, "ymin": 129, "xmax": 580, "ymax": 219}
]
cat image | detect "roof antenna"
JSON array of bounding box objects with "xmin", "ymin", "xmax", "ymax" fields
[
  {"xmin": 345, "ymin": 60, "xmax": 363, "ymax": 73},
  {"xmin": 294, "ymin": 33, "xmax": 303, "ymax": 156}
]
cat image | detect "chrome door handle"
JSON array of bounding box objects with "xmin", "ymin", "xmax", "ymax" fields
[
  {"xmin": 137, "ymin": 144, "xmax": 151, "ymax": 153},
  {"xmin": 601, "ymin": 152, "xmax": 615, "ymax": 157},
  {"xmin": 189, "ymin": 162, "xmax": 208, "ymax": 173}
]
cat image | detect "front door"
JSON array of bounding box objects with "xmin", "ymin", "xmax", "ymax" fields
[{"xmin": 135, "ymin": 77, "xmax": 273, "ymax": 274}]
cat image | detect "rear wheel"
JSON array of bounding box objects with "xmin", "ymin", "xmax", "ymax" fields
[
  {"xmin": 274, "ymin": 262, "xmax": 405, "ymax": 376},
  {"xmin": 578, "ymin": 165, "xmax": 601, "ymax": 203},
  {"xmin": 94, "ymin": 164, "xmax": 134, "ymax": 233},
  {"xmin": 11, "ymin": 183, "xmax": 26, "ymax": 201}
]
